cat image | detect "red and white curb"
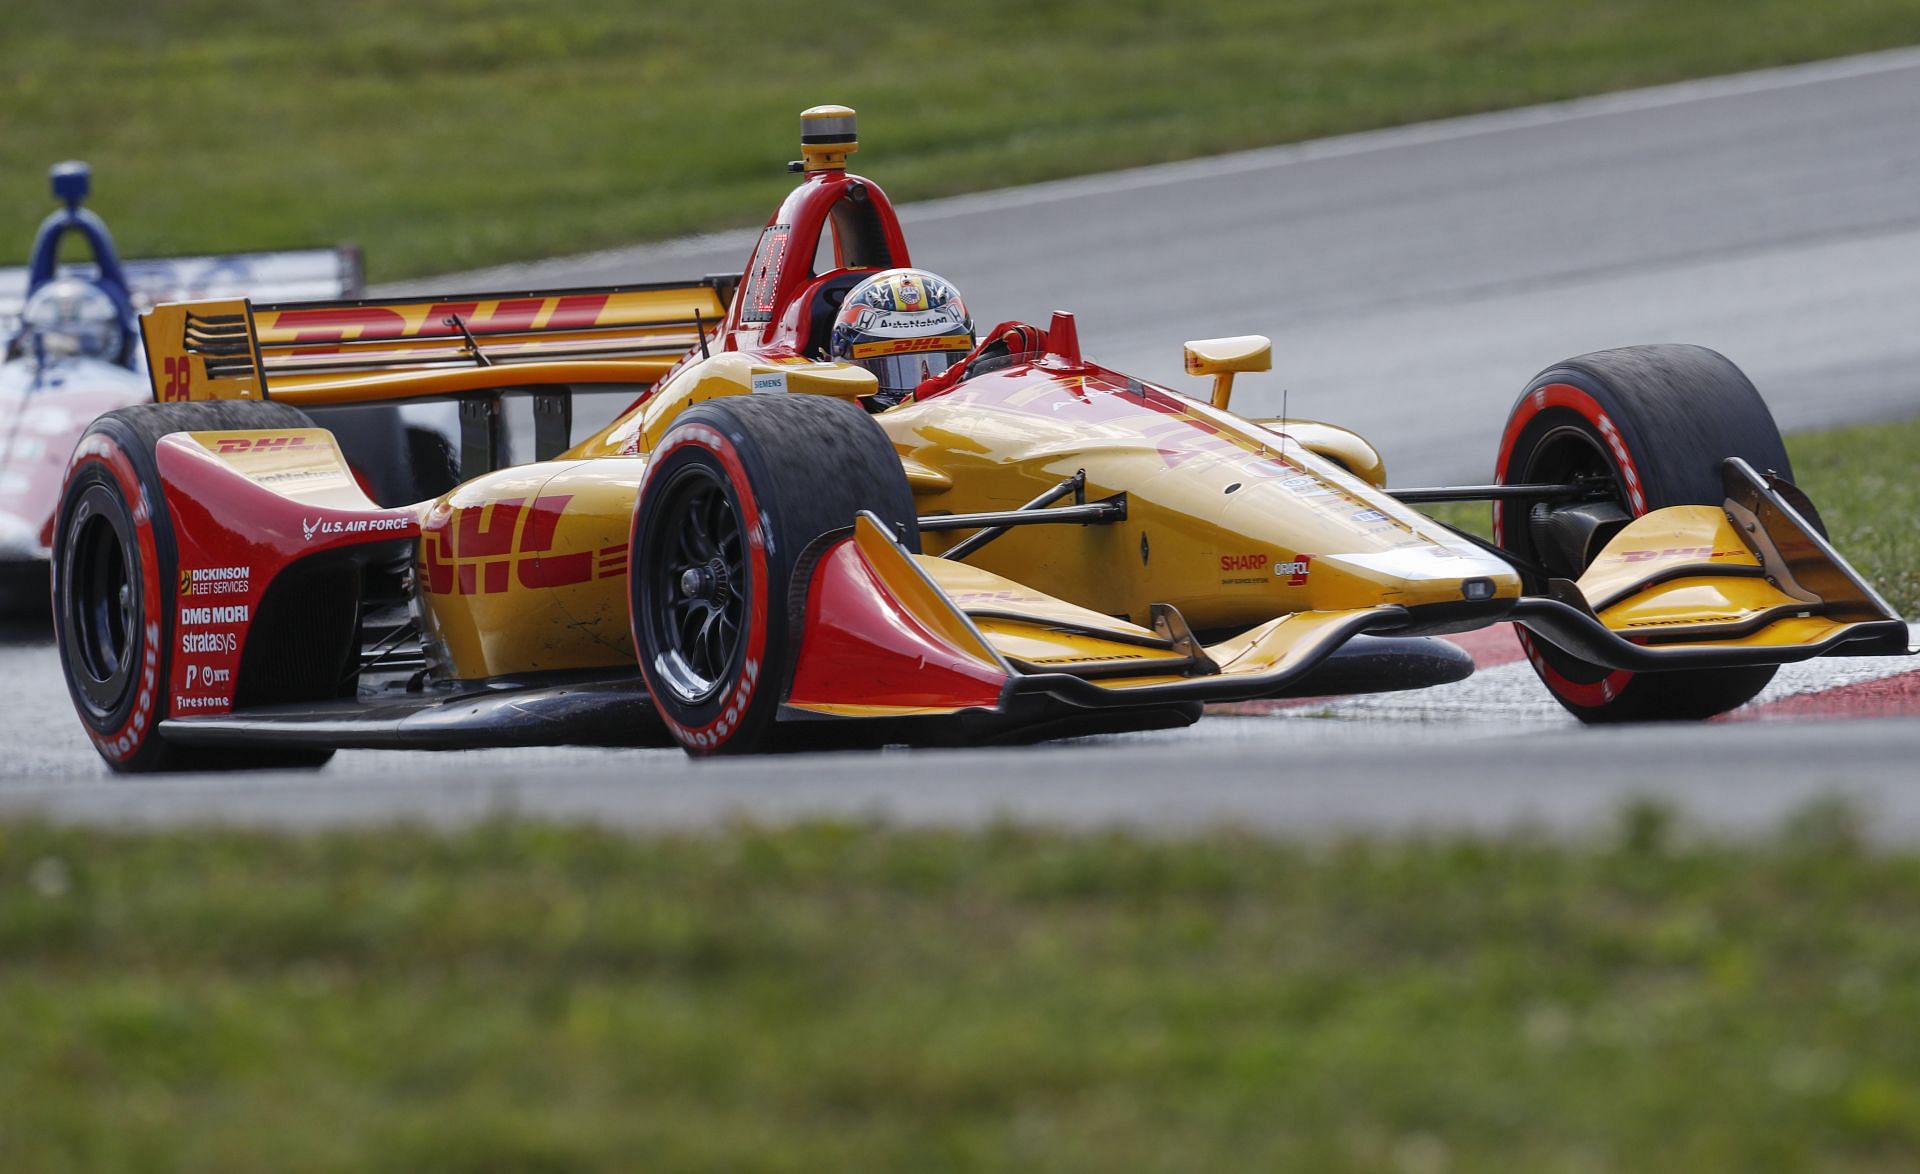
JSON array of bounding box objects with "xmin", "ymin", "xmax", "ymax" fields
[{"xmin": 1213, "ymin": 623, "xmax": 1920, "ymax": 726}]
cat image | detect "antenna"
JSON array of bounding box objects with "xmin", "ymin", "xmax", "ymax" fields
[
  {"xmin": 695, "ymin": 309, "xmax": 710, "ymax": 359},
  {"xmin": 1280, "ymin": 385, "xmax": 1289, "ymax": 459}
]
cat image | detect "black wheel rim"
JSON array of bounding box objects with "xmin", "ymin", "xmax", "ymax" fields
[
  {"xmin": 66, "ymin": 484, "xmax": 139, "ymax": 717},
  {"xmin": 643, "ymin": 465, "xmax": 748, "ymax": 705},
  {"xmin": 1512, "ymin": 424, "xmax": 1622, "ymax": 580}
]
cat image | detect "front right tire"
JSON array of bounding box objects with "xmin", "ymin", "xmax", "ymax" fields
[{"xmin": 1494, "ymin": 344, "xmax": 1792, "ymax": 723}]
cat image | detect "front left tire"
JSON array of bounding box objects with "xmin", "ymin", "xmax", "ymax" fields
[
  {"xmin": 54, "ymin": 402, "xmax": 337, "ymax": 772},
  {"xmin": 629, "ymin": 394, "xmax": 919, "ymax": 755}
]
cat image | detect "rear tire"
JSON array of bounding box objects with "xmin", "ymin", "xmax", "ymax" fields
[
  {"xmin": 53, "ymin": 402, "xmax": 337, "ymax": 772},
  {"xmin": 1495, "ymin": 344, "xmax": 1790, "ymax": 723},
  {"xmin": 630, "ymin": 394, "xmax": 918, "ymax": 755}
]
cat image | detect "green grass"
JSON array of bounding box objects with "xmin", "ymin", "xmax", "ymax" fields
[
  {"xmin": 6, "ymin": 811, "xmax": 1920, "ymax": 1171},
  {"xmin": 4, "ymin": 1, "xmax": 1919, "ymax": 280},
  {"xmin": 1422, "ymin": 416, "xmax": 1920, "ymax": 617}
]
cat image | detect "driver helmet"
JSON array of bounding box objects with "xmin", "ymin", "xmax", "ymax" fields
[
  {"xmin": 828, "ymin": 268, "xmax": 973, "ymax": 405},
  {"xmin": 22, "ymin": 277, "xmax": 124, "ymax": 361}
]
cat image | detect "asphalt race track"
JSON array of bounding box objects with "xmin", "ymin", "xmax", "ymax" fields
[
  {"xmin": 424, "ymin": 48, "xmax": 1920, "ymax": 487},
  {"xmin": 5, "ymin": 50, "xmax": 1919, "ymax": 827}
]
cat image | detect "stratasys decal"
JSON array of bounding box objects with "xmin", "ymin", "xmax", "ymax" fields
[{"xmin": 181, "ymin": 629, "xmax": 237, "ymax": 654}]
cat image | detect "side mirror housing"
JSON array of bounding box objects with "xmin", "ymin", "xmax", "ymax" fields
[{"xmin": 1183, "ymin": 335, "xmax": 1271, "ymax": 410}]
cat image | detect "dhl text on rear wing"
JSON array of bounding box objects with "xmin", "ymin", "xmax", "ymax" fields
[{"xmin": 140, "ymin": 278, "xmax": 736, "ymax": 410}]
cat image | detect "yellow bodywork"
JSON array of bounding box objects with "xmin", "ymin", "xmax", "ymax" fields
[
  {"xmin": 147, "ymin": 289, "xmax": 1882, "ymax": 689},
  {"xmin": 170, "ymin": 428, "xmax": 372, "ymax": 510},
  {"xmin": 1573, "ymin": 505, "xmax": 1865, "ymax": 651}
]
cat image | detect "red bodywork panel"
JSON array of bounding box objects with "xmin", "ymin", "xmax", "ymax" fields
[
  {"xmin": 156, "ymin": 435, "xmax": 418, "ymax": 717},
  {"xmin": 784, "ymin": 535, "xmax": 1008, "ymax": 715},
  {"xmin": 721, "ymin": 169, "xmax": 912, "ymax": 354}
]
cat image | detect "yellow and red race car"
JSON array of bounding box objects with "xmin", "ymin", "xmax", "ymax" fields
[{"xmin": 50, "ymin": 106, "xmax": 1912, "ymax": 769}]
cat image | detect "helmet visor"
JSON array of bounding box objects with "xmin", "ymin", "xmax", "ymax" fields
[{"xmin": 856, "ymin": 350, "xmax": 968, "ymax": 395}]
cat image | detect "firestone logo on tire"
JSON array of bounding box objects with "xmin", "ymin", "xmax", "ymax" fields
[
  {"xmin": 96, "ymin": 621, "xmax": 159, "ymax": 760},
  {"xmin": 680, "ymin": 657, "xmax": 760, "ymax": 750}
]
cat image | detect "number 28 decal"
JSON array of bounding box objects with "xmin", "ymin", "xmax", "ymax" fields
[{"xmin": 161, "ymin": 355, "xmax": 193, "ymax": 402}]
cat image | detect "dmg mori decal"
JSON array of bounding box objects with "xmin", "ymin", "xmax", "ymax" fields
[{"xmin": 420, "ymin": 494, "xmax": 628, "ymax": 595}]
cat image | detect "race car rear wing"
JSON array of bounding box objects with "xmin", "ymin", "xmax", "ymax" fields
[
  {"xmin": 141, "ymin": 278, "xmax": 734, "ymax": 406},
  {"xmin": 141, "ymin": 277, "xmax": 737, "ymax": 467},
  {"xmin": 1, "ymin": 246, "xmax": 362, "ymax": 339}
]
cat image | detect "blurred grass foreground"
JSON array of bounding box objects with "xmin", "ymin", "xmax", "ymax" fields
[
  {"xmin": 7, "ymin": 812, "xmax": 1920, "ymax": 1171},
  {"xmin": 5, "ymin": 0, "xmax": 1919, "ymax": 279}
]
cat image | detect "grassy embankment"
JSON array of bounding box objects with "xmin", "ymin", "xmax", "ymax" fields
[
  {"xmin": 5, "ymin": 812, "xmax": 1920, "ymax": 1171},
  {"xmin": 1426, "ymin": 416, "xmax": 1920, "ymax": 617},
  {"xmin": 4, "ymin": 0, "xmax": 1919, "ymax": 280}
]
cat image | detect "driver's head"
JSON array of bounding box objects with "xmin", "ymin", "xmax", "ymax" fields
[
  {"xmin": 828, "ymin": 268, "xmax": 973, "ymax": 405},
  {"xmin": 22, "ymin": 277, "xmax": 124, "ymax": 361}
]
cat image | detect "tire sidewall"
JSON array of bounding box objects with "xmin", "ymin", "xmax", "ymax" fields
[
  {"xmin": 53, "ymin": 419, "xmax": 175, "ymax": 768},
  {"xmin": 631, "ymin": 417, "xmax": 783, "ymax": 753},
  {"xmin": 1494, "ymin": 346, "xmax": 1787, "ymax": 719},
  {"xmin": 1495, "ymin": 388, "xmax": 1643, "ymax": 712}
]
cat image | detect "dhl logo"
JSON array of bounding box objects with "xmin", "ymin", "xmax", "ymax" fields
[
  {"xmin": 849, "ymin": 334, "xmax": 974, "ymax": 359},
  {"xmin": 212, "ymin": 435, "xmax": 314, "ymax": 455},
  {"xmin": 420, "ymin": 494, "xmax": 627, "ymax": 596},
  {"xmin": 258, "ymin": 294, "xmax": 616, "ymax": 347},
  {"xmin": 1611, "ymin": 546, "xmax": 1748, "ymax": 563}
]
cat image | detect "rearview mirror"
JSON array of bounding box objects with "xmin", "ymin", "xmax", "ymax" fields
[{"xmin": 1183, "ymin": 335, "xmax": 1271, "ymax": 410}]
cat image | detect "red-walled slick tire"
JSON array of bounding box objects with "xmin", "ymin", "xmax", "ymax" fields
[
  {"xmin": 630, "ymin": 394, "xmax": 918, "ymax": 755},
  {"xmin": 53, "ymin": 403, "xmax": 336, "ymax": 772},
  {"xmin": 1494, "ymin": 344, "xmax": 1793, "ymax": 723}
]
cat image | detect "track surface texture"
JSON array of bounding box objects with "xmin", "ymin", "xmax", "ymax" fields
[
  {"xmin": 8, "ymin": 51, "xmax": 1920, "ymax": 828},
  {"xmin": 416, "ymin": 48, "xmax": 1920, "ymax": 488}
]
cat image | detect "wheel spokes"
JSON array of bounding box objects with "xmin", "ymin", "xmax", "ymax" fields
[{"xmin": 646, "ymin": 469, "xmax": 749, "ymax": 702}]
